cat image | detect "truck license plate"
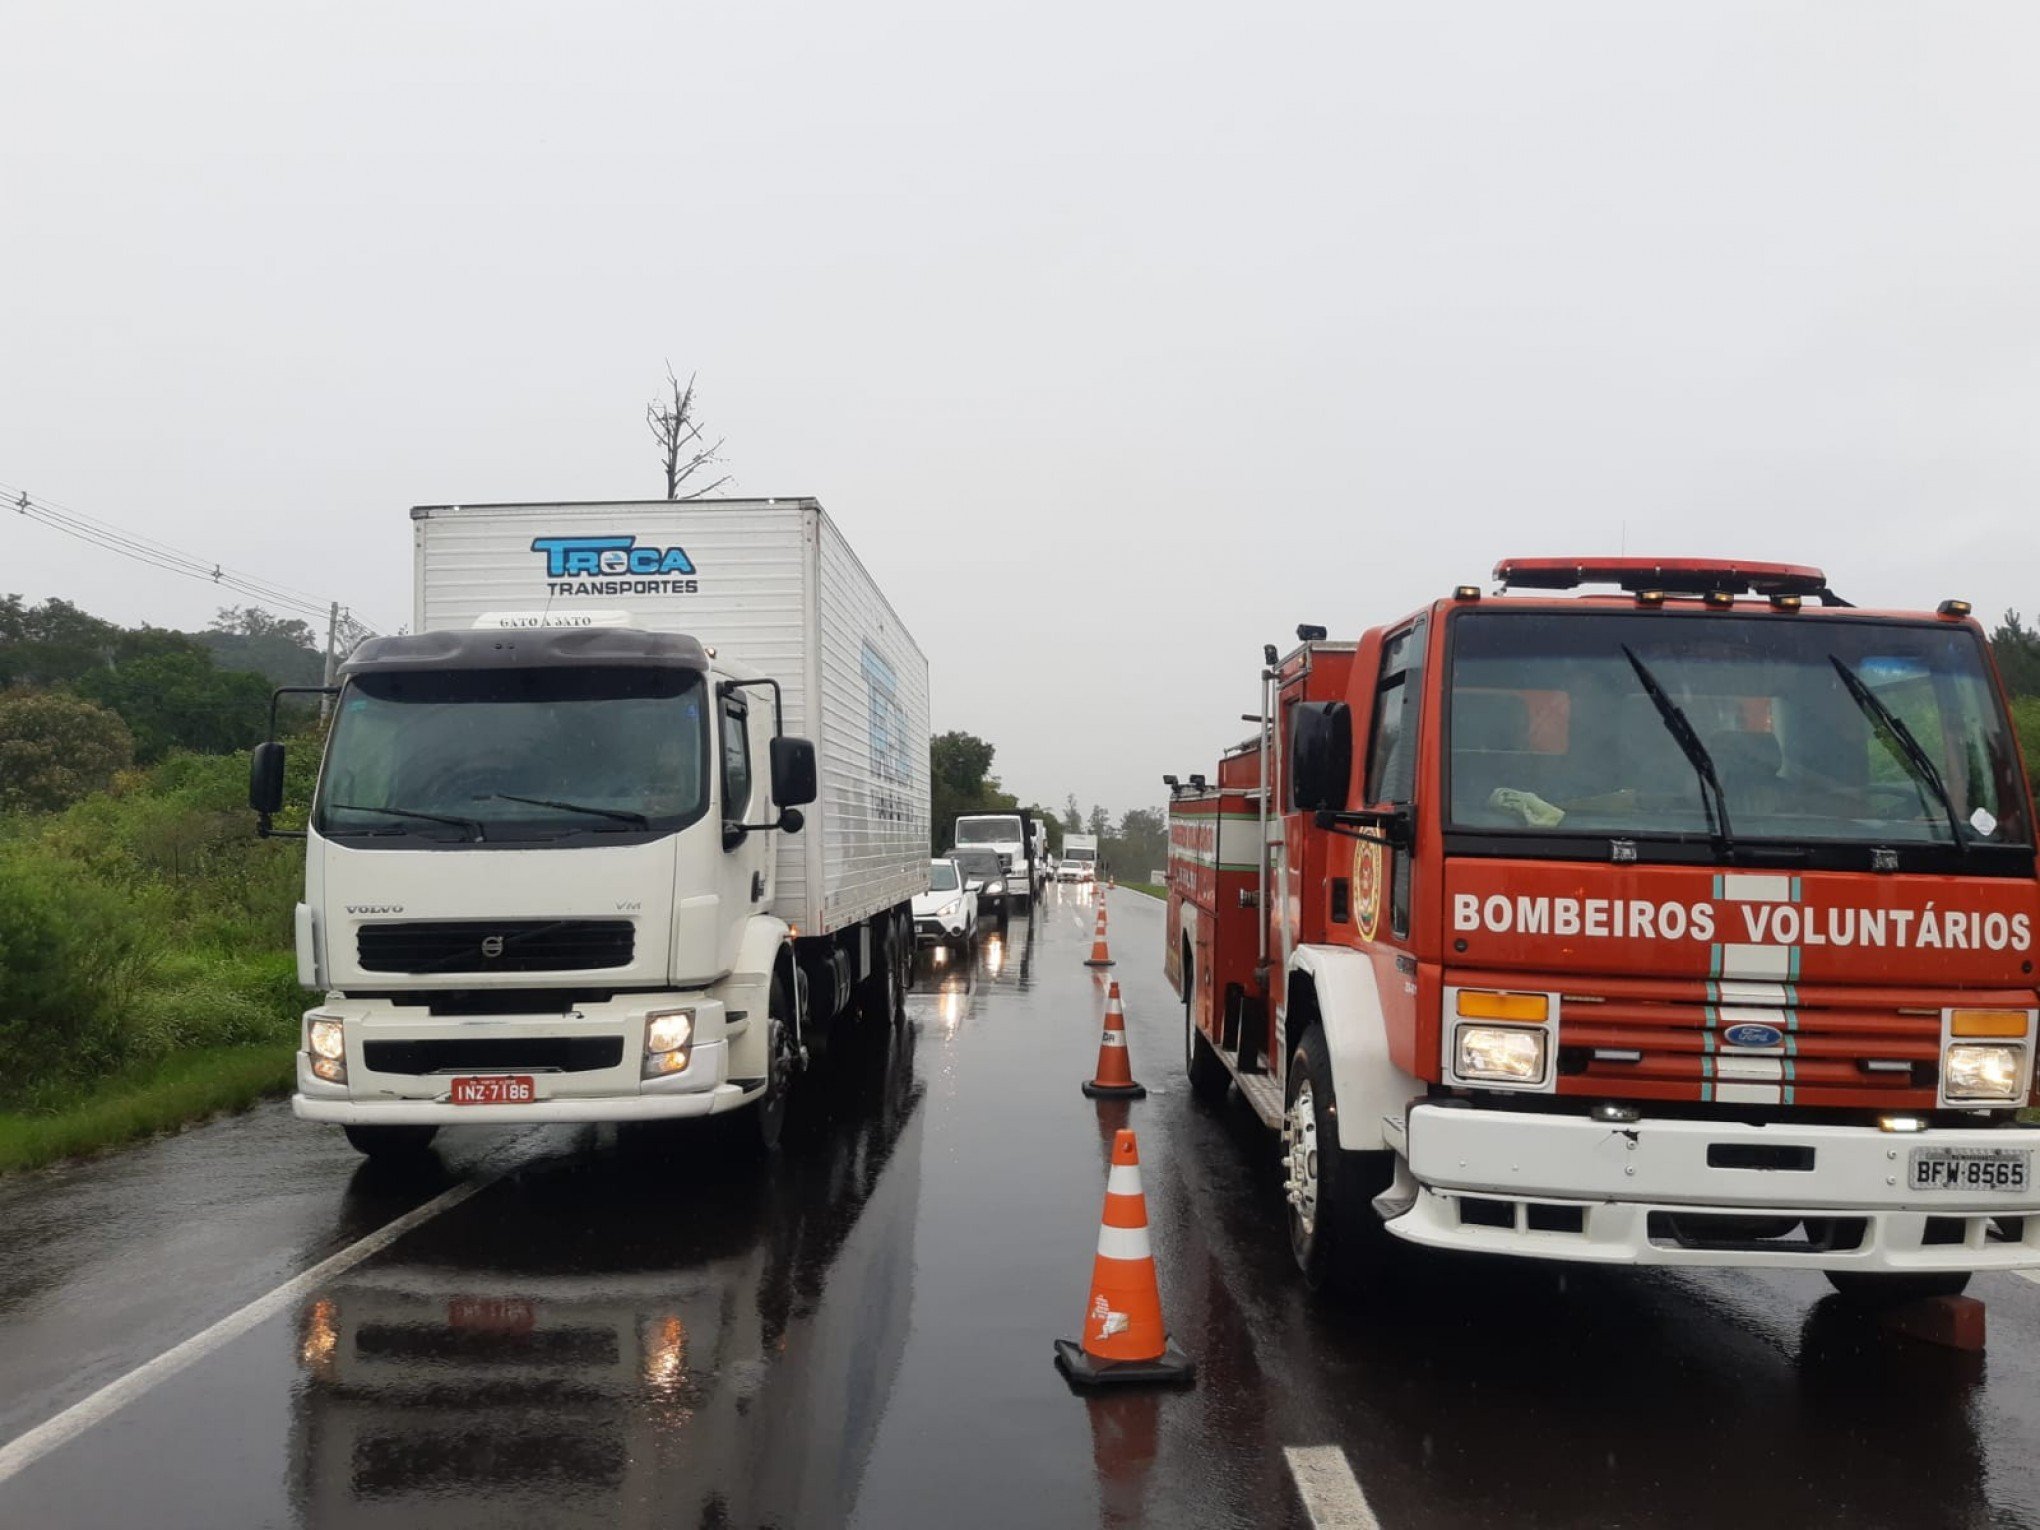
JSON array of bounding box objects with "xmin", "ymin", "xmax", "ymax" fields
[
  {"xmin": 450, "ymin": 1075, "xmax": 536, "ymax": 1105},
  {"xmin": 1909, "ymin": 1147, "xmax": 2030, "ymax": 1192}
]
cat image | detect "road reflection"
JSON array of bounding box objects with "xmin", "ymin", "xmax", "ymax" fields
[{"xmin": 286, "ymin": 1015, "xmax": 924, "ymax": 1529}]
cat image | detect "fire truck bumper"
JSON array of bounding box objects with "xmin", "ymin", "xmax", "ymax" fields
[{"xmin": 1390, "ymin": 1104, "xmax": 2040, "ymax": 1271}]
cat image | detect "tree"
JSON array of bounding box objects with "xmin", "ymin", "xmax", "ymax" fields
[
  {"xmin": 198, "ymin": 606, "xmax": 325, "ymax": 687},
  {"xmin": 0, "ymin": 688, "xmax": 134, "ymax": 812},
  {"xmin": 929, "ymin": 730, "xmax": 1017, "ymax": 852},
  {"xmin": 1113, "ymin": 807, "xmax": 1168, "ymax": 879},
  {"xmin": 1063, "ymin": 794, "xmax": 1082, "ymax": 832},
  {"xmin": 1088, "ymin": 804, "xmax": 1111, "ymax": 838},
  {"xmin": 1991, "ymin": 611, "xmax": 2040, "ymax": 699},
  {"xmin": 75, "ymin": 650, "xmax": 272, "ymax": 762},
  {"xmin": 647, "ymin": 363, "xmax": 731, "ymax": 500}
]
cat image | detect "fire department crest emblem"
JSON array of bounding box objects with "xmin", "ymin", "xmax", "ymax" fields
[{"xmin": 1353, "ymin": 837, "xmax": 1384, "ymax": 942}]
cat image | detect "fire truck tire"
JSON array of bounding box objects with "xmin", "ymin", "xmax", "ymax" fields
[
  {"xmin": 342, "ymin": 1125, "xmax": 438, "ymax": 1158},
  {"xmin": 1285, "ymin": 1025, "xmax": 1395, "ymax": 1299},
  {"xmin": 1185, "ymin": 975, "xmax": 1230, "ymax": 1104},
  {"xmin": 1822, "ymin": 1269, "xmax": 1971, "ymax": 1304}
]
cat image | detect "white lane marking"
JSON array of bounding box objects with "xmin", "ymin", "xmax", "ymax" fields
[
  {"xmin": 1285, "ymin": 1445, "xmax": 1381, "ymax": 1529},
  {"xmin": 0, "ymin": 1168, "xmax": 501, "ymax": 1485}
]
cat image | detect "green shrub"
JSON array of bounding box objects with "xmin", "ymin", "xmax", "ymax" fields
[
  {"xmin": 0, "ymin": 850, "xmax": 160, "ymax": 1095},
  {"xmin": 0, "ymin": 688, "xmax": 135, "ymax": 813}
]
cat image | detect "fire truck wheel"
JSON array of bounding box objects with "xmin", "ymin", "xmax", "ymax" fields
[
  {"xmin": 1285, "ymin": 1025, "xmax": 1394, "ymax": 1299},
  {"xmin": 1822, "ymin": 1269, "xmax": 1971, "ymax": 1304},
  {"xmin": 342, "ymin": 1125, "xmax": 438, "ymax": 1159},
  {"xmin": 1185, "ymin": 979, "xmax": 1229, "ymax": 1104}
]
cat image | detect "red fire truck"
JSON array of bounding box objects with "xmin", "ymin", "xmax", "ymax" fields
[{"xmin": 1165, "ymin": 558, "xmax": 2040, "ymax": 1301}]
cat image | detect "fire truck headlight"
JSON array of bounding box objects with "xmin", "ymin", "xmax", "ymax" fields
[
  {"xmin": 1944, "ymin": 1043, "xmax": 2023, "ymax": 1103},
  {"xmin": 1455, "ymin": 1025, "xmax": 1548, "ymax": 1085}
]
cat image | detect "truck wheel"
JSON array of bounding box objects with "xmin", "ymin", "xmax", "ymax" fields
[
  {"xmin": 1284, "ymin": 1025, "xmax": 1394, "ymax": 1300},
  {"xmin": 342, "ymin": 1125, "xmax": 438, "ymax": 1159},
  {"xmin": 859, "ymin": 924, "xmax": 900, "ymax": 1027},
  {"xmin": 1184, "ymin": 957, "xmax": 1229, "ymax": 1104},
  {"xmin": 1823, "ymin": 1270, "xmax": 1972, "ymax": 1305},
  {"xmin": 739, "ymin": 973, "xmax": 796, "ymax": 1157}
]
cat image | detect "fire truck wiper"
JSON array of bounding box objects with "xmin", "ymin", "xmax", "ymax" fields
[
  {"xmin": 1826, "ymin": 654, "xmax": 1967, "ymax": 854},
  {"xmin": 1619, "ymin": 646, "xmax": 1734, "ymax": 856}
]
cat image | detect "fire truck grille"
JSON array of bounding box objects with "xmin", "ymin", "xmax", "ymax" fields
[
  {"xmin": 357, "ymin": 920, "xmax": 635, "ymax": 974},
  {"xmin": 1451, "ymin": 970, "xmax": 2000, "ymax": 1109}
]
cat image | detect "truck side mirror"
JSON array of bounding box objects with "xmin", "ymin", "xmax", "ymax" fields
[
  {"xmin": 250, "ymin": 741, "xmax": 287, "ymax": 816},
  {"xmin": 771, "ymin": 736, "xmax": 818, "ymax": 808},
  {"xmin": 1290, "ymin": 701, "xmax": 1351, "ymax": 812}
]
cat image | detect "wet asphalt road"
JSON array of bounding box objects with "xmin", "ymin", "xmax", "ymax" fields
[{"xmin": 4, "ymin": 885, "xmax": 2040, "ymax": 1527}]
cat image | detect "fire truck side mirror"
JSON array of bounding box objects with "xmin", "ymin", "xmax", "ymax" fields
[{"xmin": 1290, "ymin": 701, "xmax": 1352, "ymax": 812}]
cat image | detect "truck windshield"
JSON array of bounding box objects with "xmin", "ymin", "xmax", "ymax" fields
[
  {"xmin": 1446, "ymin": 611, "xmax": 2031, "ymax": 858},
  {"xmin": 955, "ymin": 816, "xmax": 1022, "ymax": 844},
  {"xmin": 315, "ymin": 667, "xmax": 709, "ymax": 845},
  {"xmin": 1066, "ymin": 846, "xmax": 1096, "ymax": 862}
]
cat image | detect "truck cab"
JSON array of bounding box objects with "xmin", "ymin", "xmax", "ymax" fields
[
  {"xmin": 1171, "ymin": 559, "xmax": 2040, "ymax": 1303},
  {"xmin": 950, "ymin": 812, "xmax": 1041, "ymax": 905}
]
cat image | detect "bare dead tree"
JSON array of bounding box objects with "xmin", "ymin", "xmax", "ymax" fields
[{"xmin": 646, "ymin": 363, "xmax": 732, "ymax": 500}]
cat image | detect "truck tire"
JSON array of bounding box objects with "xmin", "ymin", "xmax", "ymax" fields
[
  {"xmin": 859, "ymin": 923, "xmax": 900, "ymax": 1028},
  {"xmin": 1823, "ymin": 1270, "xmax": 1972, "ymax": 1305},
  {"xmin": 737, "ymin": 973, "xmax": 796, "ymax": 1157},
  {"xmin": 342, "ymin": 1124, "xmax": 438, "ymax": 1159},
  {"xmin": 1284, "ymin": 1025, "xmax": 1394, "ymax": 1300},
  {"xmin": 1184, "ymin": 952, "xmax": 1229, "ymax": 1104}
]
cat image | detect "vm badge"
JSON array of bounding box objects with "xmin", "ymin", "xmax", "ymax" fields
[
  {"xmin": 1722, "ymin": 1022, "xmax": 1784, "ymax": 1049},
  {"xmin": 480, "ymin": 935, "xmax": 506, "ymax": 959}
]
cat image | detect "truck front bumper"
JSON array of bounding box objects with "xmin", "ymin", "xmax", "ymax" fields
[
  {"xmin": 290, "ymin": 993, "xmax": 758, "ymax": 1127},
  {"xmin": 1389, "ymin": 1103, "xmax": 2040, "ymax": 1272}
]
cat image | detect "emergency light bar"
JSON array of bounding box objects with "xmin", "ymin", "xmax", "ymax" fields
[{"xmin": 1492, "ymin": 557, "xmax": 1838, "ymax": 600}]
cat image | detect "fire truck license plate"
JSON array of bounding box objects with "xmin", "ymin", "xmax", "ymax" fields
[
  {"xmin": 450, "ymin": 1075, "xmax": 536, "ymax": 1106},
  {"xmin": 1909, "ymin": 1148, "xmax": 2030, "ymax": 1192}
]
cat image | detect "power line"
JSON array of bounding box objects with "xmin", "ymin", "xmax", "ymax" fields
[{"xmin": 0, "ymin": 479, "xmax": 380, "ymax": 635}]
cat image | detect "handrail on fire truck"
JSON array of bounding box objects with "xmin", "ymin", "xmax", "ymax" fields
[{"xmin": 1492, "ymin": 557, "xmax": 1849, "ymax": 603}]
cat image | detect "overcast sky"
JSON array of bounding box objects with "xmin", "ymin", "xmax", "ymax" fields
[{"xmin": 6, "ymin": 2, "xmax": 2039, "ymax": 817}]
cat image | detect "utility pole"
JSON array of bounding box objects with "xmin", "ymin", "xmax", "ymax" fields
[{"xmin": 322, "ymin": 601, "xmax": 340, "ymax": 722}]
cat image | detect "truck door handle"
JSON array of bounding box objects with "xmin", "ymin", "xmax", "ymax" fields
[{"xmin": 751, "ymin": 871, "xmax": 766, "ymax": 903}]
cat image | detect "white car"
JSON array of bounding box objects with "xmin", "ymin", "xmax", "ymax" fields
[{"xmin": 913, "ymin": 858, "xmax": 979, "ymax": 947}]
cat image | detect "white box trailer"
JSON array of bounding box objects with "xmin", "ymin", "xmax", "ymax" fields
[
  {"xmin": 262, "ymin": 497, "xmax": 929, "ymax": 1163},
  {"xmin": 412, "ymin": 498, "xmax": 931, "ymax": 934}
]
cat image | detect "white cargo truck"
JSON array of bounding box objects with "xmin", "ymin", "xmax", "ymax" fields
[
  {"xmin": 250, "ymin": 498, "xmax": 930, "ymax": 1159},
  {"xmin": 1058, "ymin": 832, "xmax": 1098, "ymax": 882},
  {"xmin": 949, "ymin": 810, "xmax": 1046, "ymax": 905}
]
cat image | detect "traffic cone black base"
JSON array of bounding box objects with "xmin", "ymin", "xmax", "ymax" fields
[
  {"xmin": 1084, "ymin": 956, "xmax": 1116, "ymax": 968},
  {"xmin": 1054, "ymin": 1338, "xmax": 1195, "ymax": 1389},
  {"xmin": 1082, "ymin": 1079, "xmax": 1147, "ymax": 1100}
]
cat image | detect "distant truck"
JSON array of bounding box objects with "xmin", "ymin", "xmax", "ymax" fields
[
  {"xmin": 251, "ymin": 498, "xmax": 930, "ymax": 1160},
  {"xmin": 1058, "ymin": 833, "xmax": 1098, "ymax": 882},
  {"xmin": 950, "ymin": 811, "xmax": 1046, "ymax": 905}
]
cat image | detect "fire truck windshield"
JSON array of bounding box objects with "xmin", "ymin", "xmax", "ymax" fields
[{"xmin": 1445, "ymin": 611, "xmax": 2031, "ymax": 860}]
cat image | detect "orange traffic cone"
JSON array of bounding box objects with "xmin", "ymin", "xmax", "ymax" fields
[
  {"xmin": 1055, "ymin": 1129, "xmax": 1194, "ymax": 1387},
  {"xmin": 1084, "ymin": 905, "xmax": 1114, "ymax": 968},
  {"xmin": 1082, "ymin": 982, "xmax": 1146, "ymax": 1100}
]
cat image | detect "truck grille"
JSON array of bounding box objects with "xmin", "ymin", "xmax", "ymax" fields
[
  {"xmin": 356, "ymin": 920, "xmax": 634, "ymax": 974},
  {"xmin": 363, "ymin": 1037, "xmax": 625, "ymax": 1074}
]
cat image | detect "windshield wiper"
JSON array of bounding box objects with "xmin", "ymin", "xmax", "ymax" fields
[
  {"xmin": 1621, "ymin": 645, "xmax": 1735, "ymax": 856},
  {"xmin": 328, "ymin": 803, "xmax": 486, "ymax": 841},
  {"xmin": 1827, "ymin": 654, "xmax": 1968, "ymax": 853},
  {"xmin": 481, "ymin": 793, "xmax": 650, "ymax": 830}
]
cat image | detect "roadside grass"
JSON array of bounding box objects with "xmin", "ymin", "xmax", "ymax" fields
[
  {"xmin": 0, "ymin": 1043, "xmax": 297, "ymax": 1173},
  {"xmin": 1117, "ymin": 882, "xmax": 1166, "ymax": 900}
]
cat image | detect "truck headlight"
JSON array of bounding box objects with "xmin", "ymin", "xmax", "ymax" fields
[
  {"xmin": 1944, "ymin": 1043, "xmax": 2024, "ymax": 1103},
  {"xmin": 643, "ymin": 1009, "xmax": 695, "ymax": 1077},
  {"xmin": 1455, "ymin": 1024, "xmax": 1548, "ymax": 1085},
  {"xmin": 307, "ymin": 1013, "xmax": 346, "ymax": 1083}
]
